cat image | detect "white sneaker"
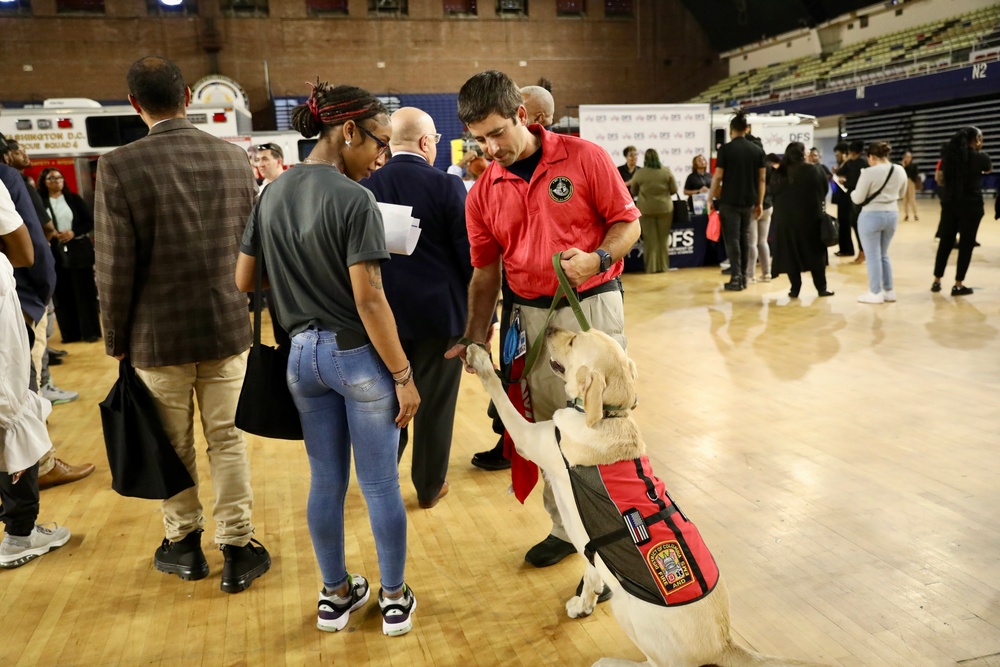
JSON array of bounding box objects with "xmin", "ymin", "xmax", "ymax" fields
[
  {"xmin": 40, "ymin": 383, "xmax": 78, "ymax": 405},
  {"xmin": 379, "ymin": 584, "xmax": 416, "ymax": 636},
  {"xmin": 0, "ymin": 524, "xmax": 71, "ymax": 569},
  {"xmin": 857, "ymin": 291, "xmax": 885, "ymax": 304},
  {"xmin": 317, "ymin": 574, "xmax": 370, "ymax": 632},
  {"xmin": 759, "ymin": 273, "xmax": 772, "ymax": 282},
  {"xmin": 882, "ymin": 290, "xmax": 897, "ymax": 302}
]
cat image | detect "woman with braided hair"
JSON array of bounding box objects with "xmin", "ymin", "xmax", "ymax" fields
[{"xmin": 236, "ymin": 82, "xmax": 418, "ymax": 636}]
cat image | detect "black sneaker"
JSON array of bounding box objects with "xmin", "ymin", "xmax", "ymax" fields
[
  {"xmin": 525, "ymin": 535, "xmax": 576, "ymax": 567},
  {"xmin": 575, "ymin": 577, "xmax": 613, "ymax": 604},
  {"xmin": 220, "ymin": 538, "xmax": 271, "ymax": 593},
  {"xmin": 154, "ymin": 529, "xmax": 209, "ymax": 581},
  {"xmin": 951, "ymin": 285, "xmax": 974, "ymax": 296}
]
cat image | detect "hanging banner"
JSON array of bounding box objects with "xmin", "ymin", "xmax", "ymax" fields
[{"xmin": 579, "ymin": 104, "xmax": 712, "ymax": 182}]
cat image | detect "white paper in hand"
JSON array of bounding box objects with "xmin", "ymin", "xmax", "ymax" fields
[{"xmin": 377, "ymin": 202, "xmax": 422, "ymax": 255}]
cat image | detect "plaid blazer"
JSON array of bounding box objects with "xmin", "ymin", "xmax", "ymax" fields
[{"xmin": 94, "ymin": 118, "xmax": 256, "ymax": 368}]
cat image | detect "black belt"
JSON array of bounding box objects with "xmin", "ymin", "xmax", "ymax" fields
[
  {"xmin": 510, "ymin": 277, "xmax": 622, "ymax": 310},
  {"xmin": 304, "ymin": 326, "xmax": 370, "ymax": 350}
]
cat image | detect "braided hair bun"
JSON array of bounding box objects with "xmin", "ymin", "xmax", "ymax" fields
[{"xmin": 291, "ymin": 81, "xmax": 388, "ymax": 139}]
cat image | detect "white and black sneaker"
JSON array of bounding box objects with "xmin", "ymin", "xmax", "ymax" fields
[
  {"xmin": 0, "ymin": 524, "xmax": 71, "ymax": 569},
  {"xmin": 379, "ymin": 584, "xmax": 416, "ymax": 636},
  {"xmin": 317, "ymin": 574, "xmax": 370, "ymax": 632}
]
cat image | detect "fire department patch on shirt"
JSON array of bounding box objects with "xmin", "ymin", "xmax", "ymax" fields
[
  {"xmin": 647, "ymin": 540, "xmax": 694, "ymax": 595},
  {"xmin": 548, "ymin": 176, "xmax": 574, "ymax": 203}
]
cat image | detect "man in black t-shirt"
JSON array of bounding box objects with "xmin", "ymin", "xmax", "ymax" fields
[{"xmin": 709, "ymin": 111, "xmax": 765, "ymax": 291}]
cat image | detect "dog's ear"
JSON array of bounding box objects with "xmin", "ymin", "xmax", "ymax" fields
[{"xmin": 577, "ymin": 365, "xmax": 607, "ymax": 428}]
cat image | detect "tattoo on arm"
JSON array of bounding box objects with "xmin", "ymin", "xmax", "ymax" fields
[{"xmin": 365, "ymin": 260, "xmax": 383, "ymax": 290}]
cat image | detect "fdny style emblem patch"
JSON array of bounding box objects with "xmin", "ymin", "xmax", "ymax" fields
[
  {"xmin": 647, "ymin": 540, "xmax": 694, "ymax": 595},
  {"xmin": 548, "ymin": 176, "xmax": 574, "ymax": 203}
]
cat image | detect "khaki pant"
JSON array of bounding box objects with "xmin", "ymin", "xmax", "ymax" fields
[
  {"xmin": 516, "ymin": 290, "xmax": 626, "ymax": 542},
  {"xmin": 903, "ymin": 179, "xmax": 919, "ymax": 220},
  {"xmin": 135, "ymin": 351, "xmax": 254, "ymax": 546},
  {"xmin": 24, "ymin": 311, "xmax": 56, "ymax": 476}
]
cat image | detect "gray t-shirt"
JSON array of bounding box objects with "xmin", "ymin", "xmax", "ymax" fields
[{"xmin": 240, "ymin": 164, "xmax": 390, "ymax": 337}]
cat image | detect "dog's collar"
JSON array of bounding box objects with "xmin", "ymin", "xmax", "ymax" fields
[{"xmin": 567, "ymin": 395, "xmax": 638, "ymax": 419}]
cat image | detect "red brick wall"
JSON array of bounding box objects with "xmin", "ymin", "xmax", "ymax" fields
[{"xmin": 1, "ymin": 0, "xmax": 725, "ymax": 127}]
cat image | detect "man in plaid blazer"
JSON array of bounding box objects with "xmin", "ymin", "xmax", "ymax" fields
[{"xmin": 94, "ymin": 56, "xmax": 269, "ymax": 594}]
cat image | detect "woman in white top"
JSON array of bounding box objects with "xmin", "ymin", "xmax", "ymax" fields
[{"xmin": 850, "ymin": 141, "xmax": 908, "ymax": 304}]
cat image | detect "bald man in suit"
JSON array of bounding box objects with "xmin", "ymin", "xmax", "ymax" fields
[{"xmin": 360, "ymin": 107, "xmax": 471, "ymax": 509}]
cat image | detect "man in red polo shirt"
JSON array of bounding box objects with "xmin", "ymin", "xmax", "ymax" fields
[{"xmin": 446, "ymin": 70, "xmax": 640, "ymax": 575}]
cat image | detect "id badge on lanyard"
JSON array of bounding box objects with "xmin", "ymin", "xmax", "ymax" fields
[{"xmin": 502, "ymin": 307, "xmax": 528, "ymax": 366}]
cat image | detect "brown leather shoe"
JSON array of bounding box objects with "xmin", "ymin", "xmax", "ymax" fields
[
  {"xmin": 38, "ymin": 459, "xmax": 96, "ymax": 490},
  {"xmin": 419, "ymin": 481, "xmax": 449, "ymax": 509}
]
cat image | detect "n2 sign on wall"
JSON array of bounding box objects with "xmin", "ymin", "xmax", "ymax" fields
[{"xmin": 579, "ymin": 104, "xmax": 711, "ymax": 180}]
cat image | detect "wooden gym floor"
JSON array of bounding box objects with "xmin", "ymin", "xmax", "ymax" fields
[{"xmin": 2, "ymin": 197, "xmax": 999, "ymax": 667}]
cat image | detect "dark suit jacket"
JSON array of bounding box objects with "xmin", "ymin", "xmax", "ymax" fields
[
  {"xmin": 94, "ymin": 118, "xmax": 256, "ymax": 368},
  {"xmin": 0, "ymin": 164, "xmax": 55, "ymax": 323},
  {"xmin": 360, "ymin": 154, "xmax": 472, "ymax": 340}
]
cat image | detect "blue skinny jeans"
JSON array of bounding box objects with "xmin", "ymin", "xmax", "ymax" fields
[{"xmin": 287, "ymin": 328, "xmax": 407, "ymax": 594}]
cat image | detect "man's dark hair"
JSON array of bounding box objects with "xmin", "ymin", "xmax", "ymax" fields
[
  {"xmin": 848, "ymin": 139, "xmax": 865, "ymax": 154},
  {"xmin": 458, "ymin": 70, "xmax": 523, "ymax": 126},
  {"xmin": 730, "ymin": 108, "xmax": 749, "ymax": 132},
  {"xmin": 835, "ymin": 141, "xmax": 849, "ymax": 154},
  {"xmin": 127, "ymin": 56, "xmax": 187, "ymax": 116},
  {"xmin": 0, "ymin": 132, "xmax": 9, "ymax": 156}
]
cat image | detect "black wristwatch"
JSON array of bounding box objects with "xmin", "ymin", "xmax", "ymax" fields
[{"xmin": 595, "ymin": 248, "xmax": 613, "ymax": 273}]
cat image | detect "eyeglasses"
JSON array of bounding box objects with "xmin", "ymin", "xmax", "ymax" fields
[
  {"xmin": 255, "ymin": 143, "xmax": 279, "ymax": 152},
  {"xmin": 424, "ymin": 133, "xmax": 442, "ymax": 144},
  {"xmin": 357, "ymin": 125, "xmax": 389, "ymax": 156},
  {"xmin": 46, "ymin": 176, "xmax": 65, "ymax": 181}
]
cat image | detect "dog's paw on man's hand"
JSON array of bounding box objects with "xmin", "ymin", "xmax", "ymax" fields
[
  {"xmin": 466, "ymin": 344, "xmax": 494, "ymax": 377},
  {"xmin": 565, "ymin": 595, "xmax": 596, "ymax": 619}
]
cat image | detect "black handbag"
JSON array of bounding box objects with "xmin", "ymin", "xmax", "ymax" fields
[
  {"xmin": 99, "ymin": 361, "xmax": 195, "ymax": 499},
  {"xmin": 672, "ymin": 194, "xmax": 690, "ymax": 228},
  {"xmin": 58, "ymin": 235, "xmax": 96, "ymax": 269},
  {"xmin": 820, "ymin": 207, "xmax": 839, "ymax": 247},
  {"xmin": 234, "ymin": 234, "xmax": 304, "ymax": 441}
]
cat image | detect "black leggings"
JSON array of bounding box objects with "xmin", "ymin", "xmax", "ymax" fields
[
  {"xmin": 787, "ymin": 269, "xmax": 828, "ymax": 295},
  {"xmin": 934, "ymin": 200, "xmax": 984, "ymax": 282}
]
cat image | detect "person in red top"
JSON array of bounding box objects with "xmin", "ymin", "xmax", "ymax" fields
[{"xmin": 446, "ymin": 70, "xmax": 640, "ymax": 575}]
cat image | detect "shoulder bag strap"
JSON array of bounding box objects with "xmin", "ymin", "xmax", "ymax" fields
[{"xmin": 861, "ymin": 165, "xmax": 896, "ymax": 207}]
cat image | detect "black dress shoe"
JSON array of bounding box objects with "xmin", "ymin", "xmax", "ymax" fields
[
  {"xmin": 47, "ymin": 356, "xmax": 63, "ymax": 366},
  {"xmin": 220, "ymin": 538, "xmax": 271, "ymax": 593},
  {"xmin": 788, "ymin": 289, "xmax": 800, "ymax": 299},
  {"xmin": 818, "ymin": 290, "xmax": 835, "ymax": 297},
  {"xmin": 723, "ymin": 276, "xmax": 744, "ymax": 291},
  {"xmin": 951, "ymin": 285, "xmax": 974, "ymax": 296},
  {"xmin": 471, "ymin": 441, "xmax": 510, "ymax": 471},
  {"xmin": 525, "ymin": 535, "xmax": 576, "ymax": 568},
  {"xmin": 154, "ymin": 529, "xmax": 209, "ymax": 581},
  {"xmin": 575, "ymin": 577, "xmax": 613, "ymax": 604},
  {"xmin": 931, "ymin": 281, "xmax": 942, "ymax": 293}
]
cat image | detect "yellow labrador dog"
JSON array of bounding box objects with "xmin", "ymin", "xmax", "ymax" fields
[{"xmin": 466, "ymin": 327, "xmax": 825, "ymax": 667}]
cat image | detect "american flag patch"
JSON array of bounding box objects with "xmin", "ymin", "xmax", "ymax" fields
[{"xmin": 623, "ymin": 508, "xmax": 651, "ymax": 546}]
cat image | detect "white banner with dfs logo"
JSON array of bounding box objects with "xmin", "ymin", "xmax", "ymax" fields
[{"xmin": 579, "ymin": 104, "xmax": 712, "ymax": 182}]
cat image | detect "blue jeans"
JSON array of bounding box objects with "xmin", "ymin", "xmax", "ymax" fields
[
  {"xmin": 287, "ymin": 328, "xmax": 407, "ymax": 594},
  {"xmin": 857, "ymin": 210, "xmax": 897, "ymax": 294}
]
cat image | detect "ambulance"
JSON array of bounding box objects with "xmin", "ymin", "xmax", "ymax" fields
[{"xmin": 0, "ymin": 75, "xmax": 253, "ymax": 202}]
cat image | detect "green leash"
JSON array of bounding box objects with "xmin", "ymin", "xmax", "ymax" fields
[{"xmin": 518, "ymin": 252, "xmax": 592, "ymax": 377}]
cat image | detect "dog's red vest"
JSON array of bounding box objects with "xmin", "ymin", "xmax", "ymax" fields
[{"xmin": 565, "ymin": 447, "xmax": 719, "ymax": 607}]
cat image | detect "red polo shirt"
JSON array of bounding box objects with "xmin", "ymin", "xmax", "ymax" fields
[{"xmin": 466, "ymin": 125, "xmax": 640, "ymax": 300}]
